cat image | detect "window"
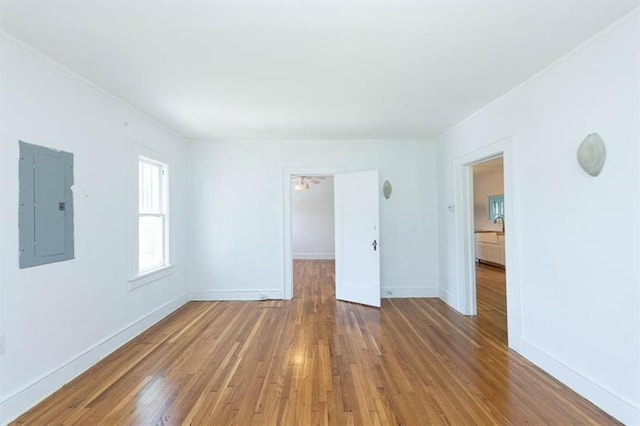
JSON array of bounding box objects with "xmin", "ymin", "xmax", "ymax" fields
[
  {"xmin": 138, "ymin": 156, "xmax": 169, "ymax": 274},
  {"xmin": 488, "ymin": 194, "xmax": 504, "ymax": 220}
]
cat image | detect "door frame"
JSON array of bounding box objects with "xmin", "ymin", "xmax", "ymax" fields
[
  {"xmin": 283, "ymin": 166, "xmax": 344, "ymax": 299},
  {"xmin": 453, "ymin": 136, "xmax": 522, "ymax": 351}
]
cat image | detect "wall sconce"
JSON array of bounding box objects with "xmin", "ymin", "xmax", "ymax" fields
[
  {"xmin": 577, "ymin": 133, "xmax": 606, "ymax": 177},
  {"xmin": 383, "ymin": 180, "xmax": 392, "ymax": 199}
]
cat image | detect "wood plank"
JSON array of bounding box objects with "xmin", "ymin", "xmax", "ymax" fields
[{"xmin": 12, "ymin": 260, "xmax": 619, "ymax": 425}]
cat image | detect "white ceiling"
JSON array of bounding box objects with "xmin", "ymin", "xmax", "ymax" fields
[{"xmin": 1, "ymin": 1, "xmax": 637, "ymax": 140}]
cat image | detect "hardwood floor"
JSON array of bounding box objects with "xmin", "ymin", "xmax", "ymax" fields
[
  {"xmin": 13, "ymin": 260, "xmax": 617, "ymax": 425},
  {"xmin": 476, "ymin": 262, "xmax": 508, "ymax": 344}
]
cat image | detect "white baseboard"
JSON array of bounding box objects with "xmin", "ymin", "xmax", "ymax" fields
[
  {"xmin": 382, "ymin": 287, "xmax": 439, "ymax": 298},
  {"xmin": 293, "ymin": 253, "xmax": 335, "ymax": 260},
  {"xmin": 190, "ymin": 289, "xmax": 284, "ymax": 301},
  {"xmin": 438, "ymin": 288, "xmax": 457, "ymax": 309},
  {"xmin": 0, "ymin": 294, "xmax": 188, "ymax": 426},
  {"xmin": 520, "ymin": 338, "xmax": 639, "ymax": 424}
]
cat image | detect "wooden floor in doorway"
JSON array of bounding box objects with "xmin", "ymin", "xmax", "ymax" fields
[
  {"xmin": 13, "ymin": 260, "xmax": 617, "ymax": 425},
  {"xmin": 476, "ymin": 262, "xmax": 508, "ymax": 343}
]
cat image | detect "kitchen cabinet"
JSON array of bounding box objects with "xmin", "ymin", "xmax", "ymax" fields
[{"xmin": 475, "ymin": 232, "xmax": 505, "ymax": 266}]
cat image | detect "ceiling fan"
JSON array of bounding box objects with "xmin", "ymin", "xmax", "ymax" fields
[{"xmin": 291, "ymin": 175, "xmax": 326, "ymax": 190}]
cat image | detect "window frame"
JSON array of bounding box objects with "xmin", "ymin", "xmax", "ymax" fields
[
  {"xmin": 128, "ymin": 145, "xmax": 173, "ymax": 289},
  {"xmin": 488, "ymin": 194, "xmax": 505, "ymax": 220}
]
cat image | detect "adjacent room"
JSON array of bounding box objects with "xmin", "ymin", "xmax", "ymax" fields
[
  {"xmin": 1, "ymin": 1, "xmax": 638, "ymax": 424},
  {"xmin": 291, "ymin": 175, "xmax": 336, "ymax": 298},
  {"xmin": 473, "ymin": 157, "xmax": 508, "ymax": 342}
]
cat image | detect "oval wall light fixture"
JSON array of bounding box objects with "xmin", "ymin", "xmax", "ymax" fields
[
  {"xmin": 577, "ymin": 133, "xmax": 606, "ymax": 177},
  {"xmin": 383, "ymin": 180, "xmax": 392, "ymax": 199}
]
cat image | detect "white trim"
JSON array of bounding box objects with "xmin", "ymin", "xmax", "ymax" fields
[
  {"xmin": 0, "ymin": 295, "xmax": 188, "ymax": 425},
  {"xmin": 128, "ymin": 264, "xmax": 175, "ymax": 291},
  {"xmin": 453, "ymin": 156, "xmax": 477, "ymax": 314},
  {"xmin": 438, "ymin": 288, "xmax": 457, "ymax": 308},
  {"xmin": 283, "ymin": 166, "xmax": 344, "ymax": 300},
  {"xmin": 190, "ymin": 290, "xmax": 284, "ymax": 301},
  {"xmin": 293, "ymin": 253, "xmax": 335, "ymax": 260},
  {"xmin": 520, "ymin": 338, "xmax": 640, "ymax": 424},
  {"xmin": 130, "ymin": 144, "xmax": 174, "ymax": 286},
  {"xmin": 452, "ymin": 136, "xmax": 523, "ymax": 352},
  {"xmin": 382, "ymin": 287, "xmax": 439, "ymax": 298}
]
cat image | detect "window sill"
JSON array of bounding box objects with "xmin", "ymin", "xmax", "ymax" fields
[{"xmin": 128, "ymin": 265, "xmax": 175, "ymax": 291}]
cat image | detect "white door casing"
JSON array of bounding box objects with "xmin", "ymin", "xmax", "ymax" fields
[
  {"xmin": 283, "ymin": 167, "xmax": 343, "ymax": 299},
  {"xmin": 453, "ymin": 136, "xmax": 522, "ymax": 352}
]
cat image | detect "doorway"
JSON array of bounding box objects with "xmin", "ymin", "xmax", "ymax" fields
[
  {"xmin": 472, "ymin": 156, "xmax": 507, "ymax": 342},
  {"xmin": 283, "ymin": 168, "xmax": 381, "ymax": 307},
  {"xmin": 291, "ymin": 176, "xmax": 335, "ymax": 262},
  {"xmin": 453, "ymin": 137, "xmax": 521, "ymax": 350},
  {"xmin": 283, "ymin": 167, "xmax": 342, "ymax": 300},
  {"xmin": 291, "ymin": 175, "xmax": 336, "ymax": 298}
]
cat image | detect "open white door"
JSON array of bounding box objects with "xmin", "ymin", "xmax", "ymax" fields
[{"xmin": 334, "ymin": 170, "xmax": 380, "ymax": 307}]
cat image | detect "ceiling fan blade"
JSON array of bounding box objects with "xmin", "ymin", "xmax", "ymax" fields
[{"xmin": 293, "ymin": 181, "xmax": 310, "ymax": 190}]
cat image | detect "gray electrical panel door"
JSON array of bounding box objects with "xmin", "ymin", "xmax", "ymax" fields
[{"xmin": 19, "ymin": 141, "xmax": 74, "ymax": 268}]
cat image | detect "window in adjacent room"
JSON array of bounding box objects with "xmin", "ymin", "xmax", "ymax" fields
[{"xmin": 138, "ymin": 156, "xmax": 169, "ymax": 274}]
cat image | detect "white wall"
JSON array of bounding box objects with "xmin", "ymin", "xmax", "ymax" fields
[
  {"xmin": 473, "ymin": 163, "xmax": 504, "ymax": 232},
  {"xmin": 188, "ymin": 139, "xmax": 439, "ymax": 300},
  {"xmin": 0, "ymin": 35, "xmax": 189, "ymax": 424},
  {"xmin": 292, "ymin": 177, "xmax": 335, "ymax": 259},
  {"xmin": 436, "ymin": 13, "xmax": 639, "ymax": 423}
]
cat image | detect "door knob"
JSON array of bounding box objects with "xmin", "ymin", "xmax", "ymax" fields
[{"xmin": 372, "ymin": 240, "xmax": 377, "ymax": 251}]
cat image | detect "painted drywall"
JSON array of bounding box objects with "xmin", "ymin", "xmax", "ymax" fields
[
  {"xmin": 473, "ymin": 161, "xmax": 504, "ymax": 232},
  {"xmin": 292, "ymin": 177, "xmax": 335, "ymax": 259},
  {"xmin": 188, "ymin": 139, "xmax": 439, "ymax": 300},
  {"xmin": 436, "ymin": 13, "xmax": 639, "ymax": 423},
  {"xmin": 0, "ymin": 35, "xmax": 189, "ymax": 423}
]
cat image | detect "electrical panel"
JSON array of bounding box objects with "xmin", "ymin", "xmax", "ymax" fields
[{"xmin": 19, "ymin": 141, "xmax": 74, "ymax": 268}]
